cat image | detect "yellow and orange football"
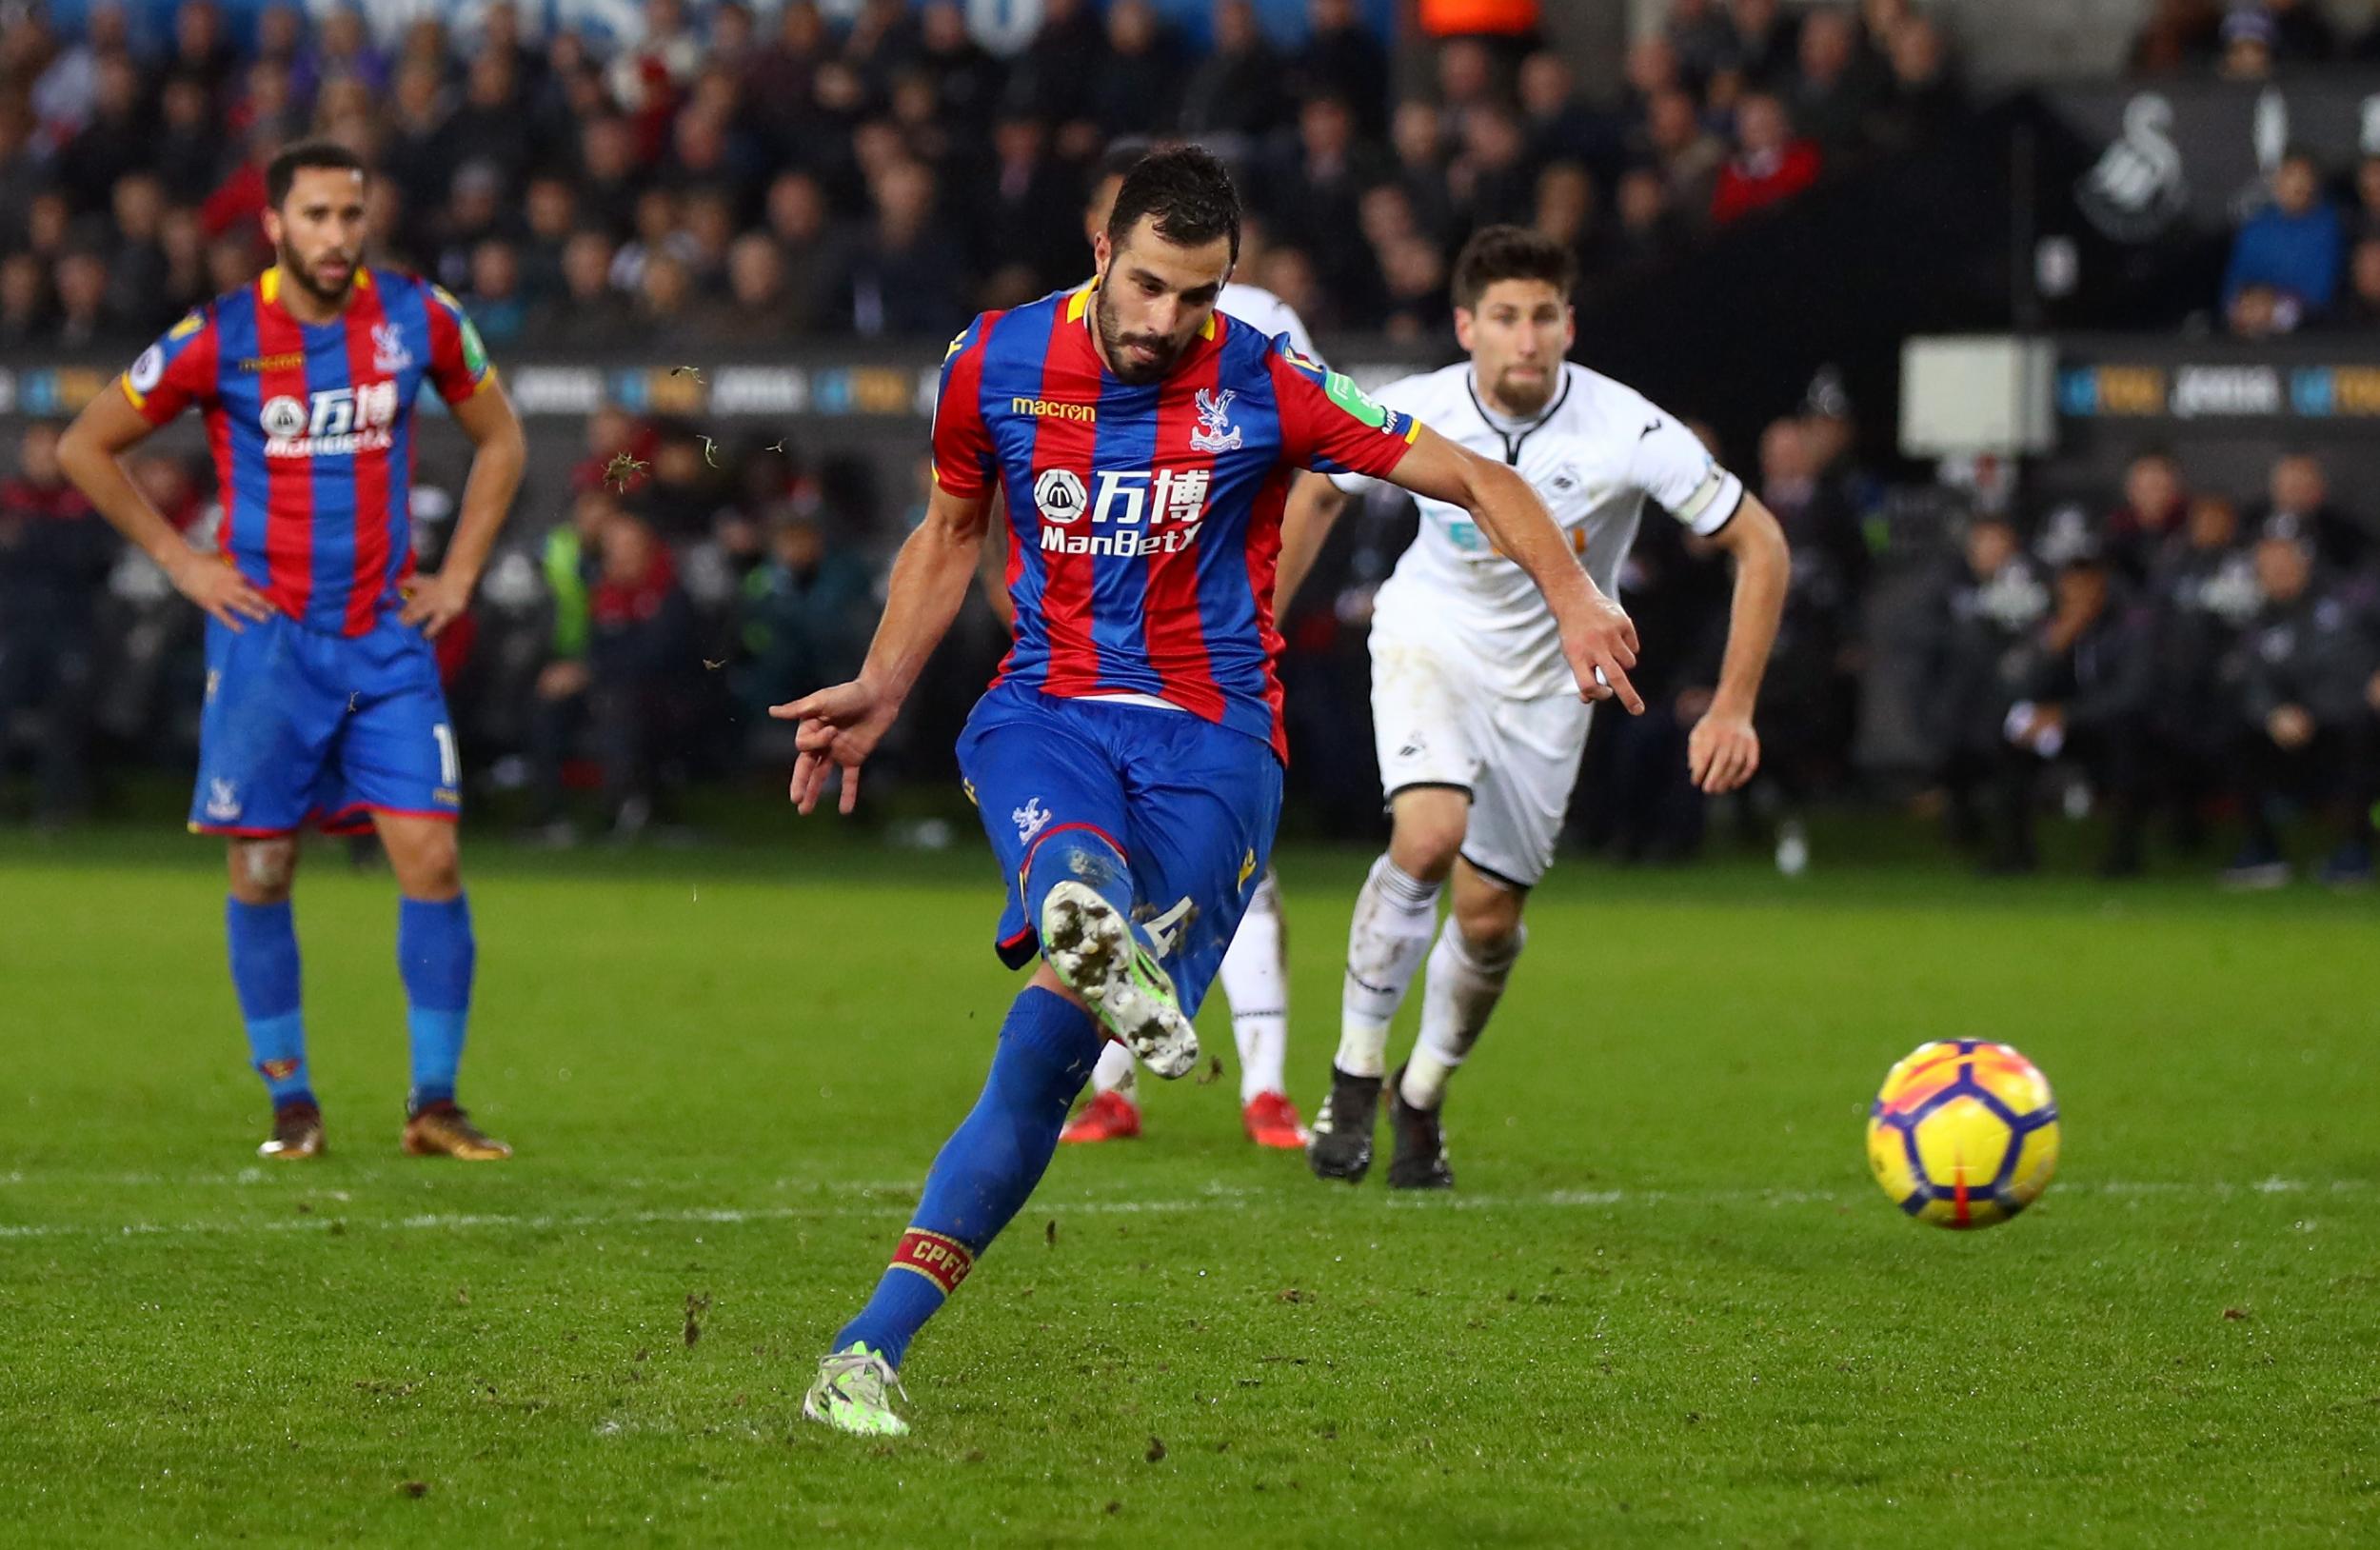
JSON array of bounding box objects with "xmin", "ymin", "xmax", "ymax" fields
[{"xmin": 1866, "ymin": 1040, "xmax": 2059, "ymax": 1228}]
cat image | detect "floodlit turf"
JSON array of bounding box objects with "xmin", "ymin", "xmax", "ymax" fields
[{"xmin": 3, "ymin": 829, "xmax": 2376, "ymax": 1547}]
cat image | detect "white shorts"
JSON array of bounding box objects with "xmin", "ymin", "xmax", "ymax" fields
[{"xmin": 1369, "ymin": 631, "xmax": 1593, "ymax": 889}]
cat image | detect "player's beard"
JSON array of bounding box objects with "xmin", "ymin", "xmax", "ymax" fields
[
  {"xmin": 278, "ymin": 238, "xmax": 359, "ymax": 308},
  {"xmin": 1094, "ymin": 281, "xmax": 1190, "ymax": 387},
  {"xmin": 1492, "ymin": 364, "xmax": 1557, "ymax": 418}
]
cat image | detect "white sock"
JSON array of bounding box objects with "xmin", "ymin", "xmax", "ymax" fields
[
  {"xmin": 1399, "ymin": 923, "xmax": 1523, "ymax": 1111},
  {"xmin": 1089, "ymin": 1040, "xmax": 1138, "ymax": 1101},
  {"xmin": 1338, "ymin": 854, "xmax": 1441, "ymax": 1079},
  {"xmin": 1220, "ymin": 870, "xmax": 1288, "ymax": 1103}
]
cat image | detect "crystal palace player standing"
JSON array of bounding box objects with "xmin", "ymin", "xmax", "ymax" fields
[
  {"xmin": 58, "ymin": 143, "xmax": 527, "ymax": 1162},
  {"xmin": 781, "ymin": 149, "xmax": 1645, "ymax": 1437}
]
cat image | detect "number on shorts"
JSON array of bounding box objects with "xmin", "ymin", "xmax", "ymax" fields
[
  {"xmin": 1141, "ymin": 895, "xmax": 1196, "ymax": 959},
  {"xmin": 432, "ymin": 724, "xmax": 459, "ymax": 787}
]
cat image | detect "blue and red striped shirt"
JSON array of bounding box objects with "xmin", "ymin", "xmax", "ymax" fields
[
  {"xmin": 121, "ymin": 266, "xmax": 495, "ymax": 637},
  {"xmin": 935, "ymin": 282, "xmax": 1419, "ymax": 758}
]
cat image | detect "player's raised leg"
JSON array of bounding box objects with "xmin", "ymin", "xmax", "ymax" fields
[
  {"xmin": 1063, "ymin": 865, "xmax": 1299, "ymax": 1146},
  {"xmin": 225, "ymin": 835, "xmax": 321, "ymax": 1159},
  {"xmin": 376, "ymin": 811, "xmax": 507, "ymax": 1161},
  {"xmin": 1311, "ymin": 787, "xmax": 1463, "ymax": 1182},
  {"xmin": 1220, "ymin": 868, "xmax": 1304, "ymax": 1146},
  {"xmin": 1391, "ymin": 860, "xmax": 1528, "ymax": 1190}
]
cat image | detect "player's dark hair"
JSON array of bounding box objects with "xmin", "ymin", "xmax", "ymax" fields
[
  {"xmin": 1105, "ymin": 145, "xmax": 1241, "ymax": 265},
  {"xmin": 1452, "ymin": 225, "xmax": 1578, "ymax": 311},
  {"xmin": 266, "ymin": 140, "xmax": 367, "ymax": 209}
]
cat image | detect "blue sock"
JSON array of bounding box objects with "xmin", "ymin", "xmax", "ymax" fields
[
  {"xmin": 1021, "ymin": 825, "xmax": 1154, "ymax": 955},
  {"xmin": 835, "ymin": 986, "xmax": 1102, "ymax": 1368},
  {"xmin": 227, "ymin": 898, "xmax": 309, "ymax": 1109},
  {"xmin": 397, "ymin": 894, "xmax": 475, "ymax": 1110}
]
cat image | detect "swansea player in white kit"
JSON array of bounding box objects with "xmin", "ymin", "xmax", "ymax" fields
[{"xmin": 1274, "ymin": 227, "xmax": 1791, "ymax": 1188}]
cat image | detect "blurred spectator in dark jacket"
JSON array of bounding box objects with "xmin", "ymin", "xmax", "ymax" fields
[
  {"xmin": 733, "ymin": 516, "xmax": 874, "ymax": 716},
  {"xmin": 2145, "ymin": 493, "xmax": 2261, "ymax": 851},
  {"xmin": 971, "ymin": 112, "xmax": 1081, "ymax": 307},
  {"xmin": 1993, "ymin": 554, "xmax": 2156, "ymax": 875},
  {"xmin": 1926, "ymin": 513, "xmax": 2051, "ymax": 857},
  {"xmin": 1611, "ymin": 167, "xmax": 1686, "ymax": 269},
  {"xmin": 169, "ymin": 0, "xmax": 242, "ymax": 102},
  {"xmin": 1790, "ymin": 6, "xmax": 1881, "ymax": 159},
  {"xmin": 2223, "ymin": 150, "xmax": 2342, "ymax": 325},
  {"xmin": 1869, "ymin": 15, "xmax": 1962, "ymax": 149},
  {"xmin": 0, "ymin": 251, "xmax": 48, "ymax": 350},
  {"xmin": 2105, "ymin": 447, "xmax": 2189, "ymax": 583},
  {"xmin": 2254, "ymin": 450, "xmax": 2368, "ymax": 576},
  {"xmin": 917, "ymin": 1, "xmax": 1003, "ymax": 138},
  {"xmin": 831, "ymin": 158, "xmax": 968, "ymax": 338},
  {"xmin": 57, "ymin": 53, "xmax": 149, "ymax": 214},
  {"xmin": 1389, "ymin": 100, "xmax": 1458, "ymax": 245},
  {"xmin": 1180, "ymin": 0, "xmax": 1285, "ymax": 145},
  {"xmin": 1447, "ymin": 103, "xmax": 1538, "ymax": 237},
  {"xmin": 50, "ymin": 248, "xmax": 116, "ymax": 349},
  {"xmin": 1090, "ymin": 0, "xmax": 1181, "ymax": 139},
  {"xmin": 1006, "ymin": 0, "xmax": 1107, "ymax": 156},
  {"xmin": 155, "ymin": 73, "xmax": 227, "ymax": 204},
  {"xmin": 0, "ymin": 422, "xmax": 111, "ymax": 825},
  {"xmin": 1723, "ymin": 0, "xmax": 1803, "ymax": 88},
  {"xmin": 541, "ymin": 229, "xmax": 638, "ymax": 346},
  {"xmin": 1518, "ymin": 50, "xmax": 1619, "ymax": 183},
  {"xmin": 2223, "ymin": 532, "xmax": 2378, "ymax": 888},
  {"xmin": 104, "ymin": 173, "xmax": 175, "ymax": 337},
  {"xmin": 1747, "ymin": 417, "xmax": 1863, "ymax": 826},
  {"xmin": 1295, "ymin": 0, "xmax": 1392, "ymax": 138},
  {"xmin": 1666, "ymin": 0, "xmax": 1737, "ymax": 86},
  {"xmin": 1272, "ymin": 94, "xmax": 1390, "ymax": 307}
]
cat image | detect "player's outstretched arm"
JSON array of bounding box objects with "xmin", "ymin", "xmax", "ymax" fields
[
  {"xmin": 1688, "ymin": 494, "xmax": 1790, "ymax": 794},
  {"xmin": 769, "ymin": 482, "xmax": 990, "ymax": 815},
  {"xmin": 1272, "ymin": 472, "xmax": 1349, "ymax": 615},
  {"xmin": 404, "ymin": 380, "xmax": 528, "ymax": 637},
  {"xmin": 1382, "ymin": 423, "xmax": 1645, "ymax": 713},
  {"xmin": 57, "ymin": 386, "xmax": 272, "ymax": 631}
]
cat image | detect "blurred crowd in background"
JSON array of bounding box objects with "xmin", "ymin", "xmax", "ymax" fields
[
  {"xmin": 1, "ymin": 0, "xmax": 2377, "ymax": 884},
  {"xmin": 0, "ymin": 0, "xmax": 1969, "ymax": 347}
]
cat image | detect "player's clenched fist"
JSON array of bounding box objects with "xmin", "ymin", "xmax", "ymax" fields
[
  {"xmin": 770, "ymin": 680, "xmax": 895, "ymax": 815},
  {"xmin": 1686, "ymin": 706, "xmax": 1761, "ymax": 794},
  {"xmin": 1556, "ymin": 591, "xmax": 1644, "ymax": 715}
]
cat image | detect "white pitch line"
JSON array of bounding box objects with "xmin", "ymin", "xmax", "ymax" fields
[{"xmin": 0, "ymin": 1178, "xmax": 2368, "ymax": 1242}]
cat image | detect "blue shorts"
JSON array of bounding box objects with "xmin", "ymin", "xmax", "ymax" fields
[
  {"xmin": 958, "ymin": 684, "xmax": 1284, "ymax": 1019},
  {"xmin": 189, "ymin": 611, "xmax": 462, "ymax": 837}
]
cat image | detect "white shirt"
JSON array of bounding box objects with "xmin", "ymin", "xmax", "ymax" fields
[
  {"xmin": 1334, "ymin": 362, "xmax": 1744, "ymax": 700},
  {"xmin": 1219, "ymin": 282, "xmax": 1318, "ymax": 362}
]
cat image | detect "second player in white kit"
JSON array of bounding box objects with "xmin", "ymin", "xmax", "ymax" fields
[{"xmin": 1275, "ymin": 226, "xmax": 1791, "ymax": 1189}]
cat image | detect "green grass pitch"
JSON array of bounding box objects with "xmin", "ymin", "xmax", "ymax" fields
[{"xmin": 3, "ymin": 831, "xmax": 2376, "ymax": 1547}]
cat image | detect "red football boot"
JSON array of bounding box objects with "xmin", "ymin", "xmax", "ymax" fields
[
  {"xmin": 1241, "ymin": 1091, "xmax": 1308, "ymax": 1149},
  {"xmin": 1059, "ymin": 1090, "xmax": 1141, "ymax": 1143}
]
